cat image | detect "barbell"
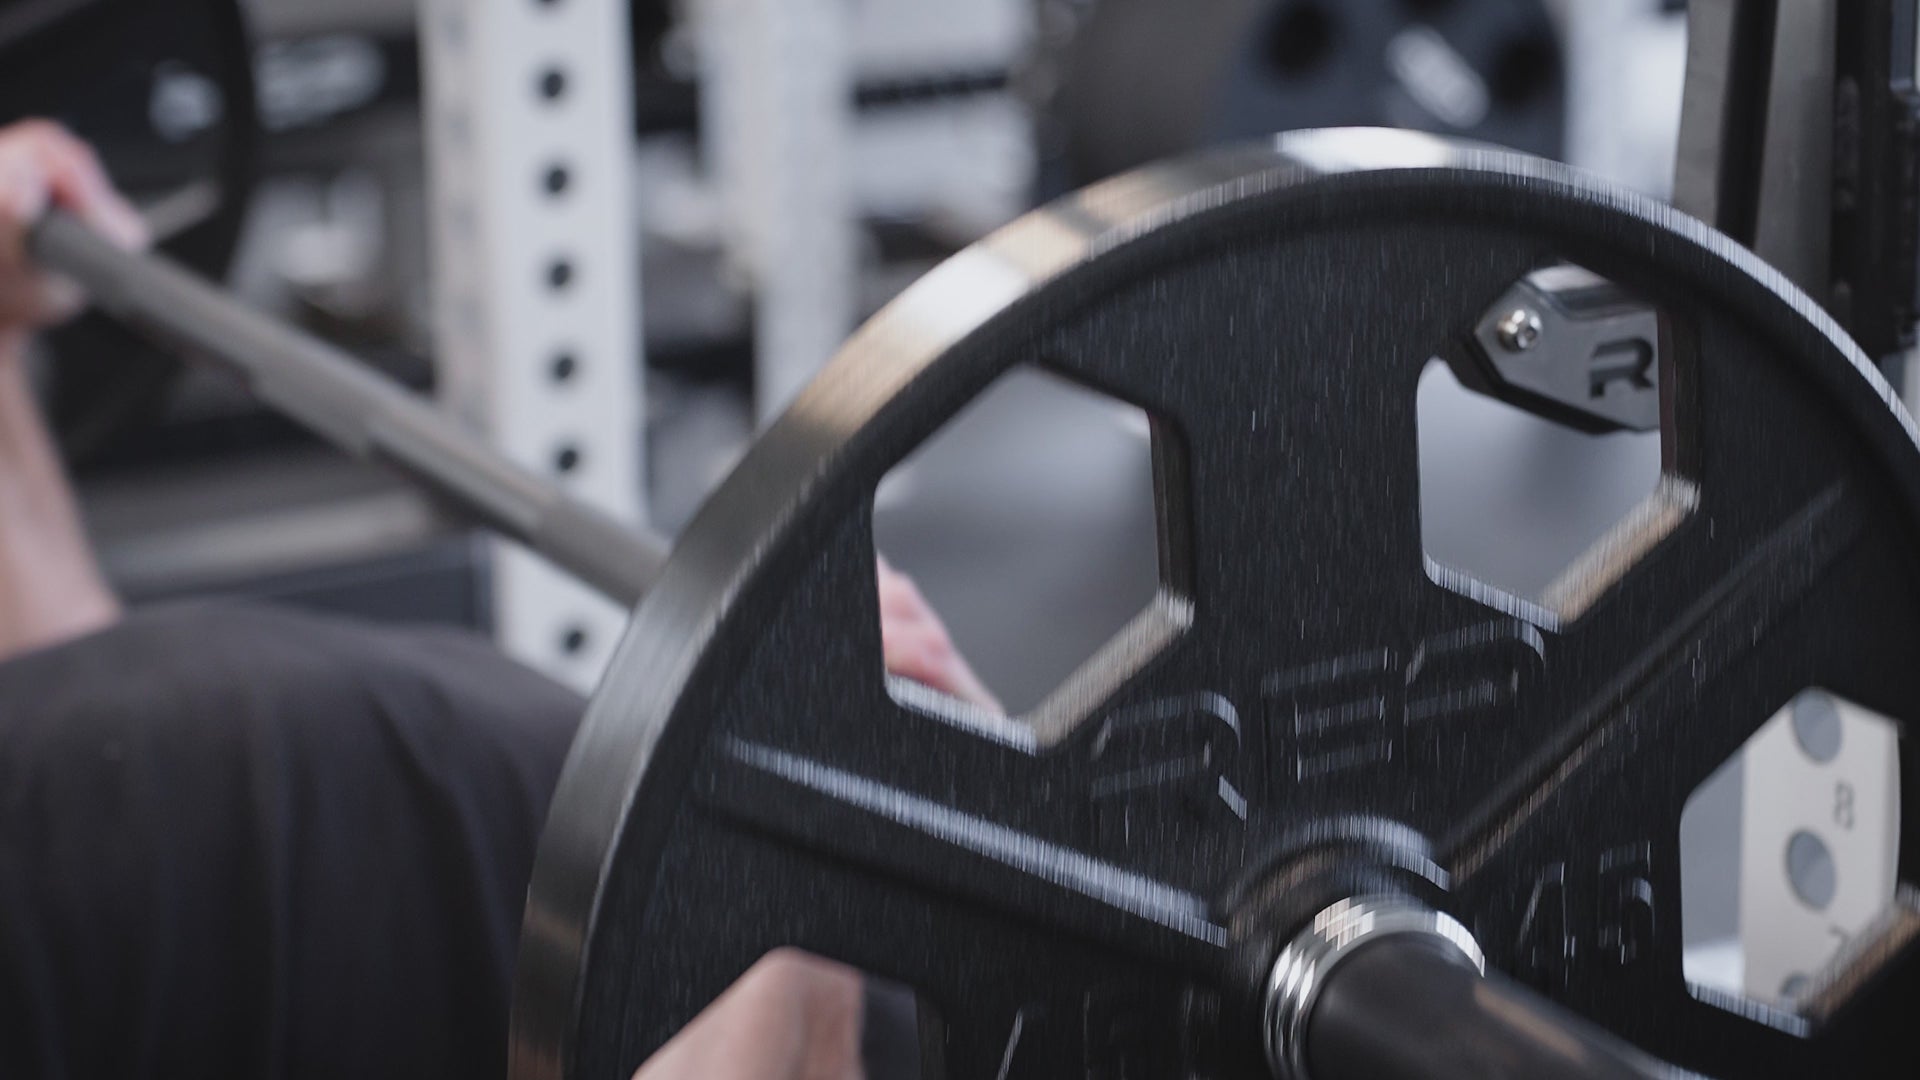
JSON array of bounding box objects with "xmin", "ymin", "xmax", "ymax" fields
[{"xmin": 30, "ymin": 128, "xmax": 1920, "ymax": 1079}]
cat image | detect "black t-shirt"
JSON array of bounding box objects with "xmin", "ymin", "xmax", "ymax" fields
[{"xmin": 0, "ymin": 603, "xmax": 585, "ymax": 1080}]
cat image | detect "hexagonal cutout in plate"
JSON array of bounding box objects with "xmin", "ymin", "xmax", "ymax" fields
[
  {"xmin": 1419, "ymin": 263, "xmax": 1696, "ymax": 627},
  {"xmin": 872, "ymin": 365, "xmax": 1177, "ymax": 723},
  {"xmin": 1680, "ymin": 689, "xmax": 1906, "ymax": 1025}
]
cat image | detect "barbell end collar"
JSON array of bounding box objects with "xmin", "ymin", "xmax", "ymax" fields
[{"xmin": 1263, "ymin": 896, "xmax": 1485, "ymax": 1080}]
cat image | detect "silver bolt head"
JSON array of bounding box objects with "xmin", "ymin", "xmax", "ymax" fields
[{"xmin": 1496, "ymin": 307, "xmax": 1543, "ymax": 352}]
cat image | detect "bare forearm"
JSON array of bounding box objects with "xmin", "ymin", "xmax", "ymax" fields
[{"xmin": 0, "ymin": 339, "xmax": 117, "ymax": 657}]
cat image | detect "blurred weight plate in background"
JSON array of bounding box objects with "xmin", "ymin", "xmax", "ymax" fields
[{"xmin": 1036, "ymin": 0, "xmax": 1565, "ymax": 194}]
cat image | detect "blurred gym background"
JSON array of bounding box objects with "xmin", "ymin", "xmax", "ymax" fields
[{"xmin": 0, "ymin": 0, "xmax": 1693, "ymax": 695}]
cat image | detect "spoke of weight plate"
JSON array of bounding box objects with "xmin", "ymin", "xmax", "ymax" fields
[{"xmin": 580, "ymin": 808, "xmax": 1231, "ymax": 1080}]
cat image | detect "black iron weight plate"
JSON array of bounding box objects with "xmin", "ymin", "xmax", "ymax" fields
[{"xmin": 514, "ymin": 130, "xmax": 1920, "ymax": 1079}]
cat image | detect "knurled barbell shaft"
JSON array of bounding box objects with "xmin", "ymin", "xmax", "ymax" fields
[
  {"xmin": 1302, "ymin": 933, "xmax": 1673, "ymax": 1080},
  {"xmin": 29, "ymin": 210, "xmax": 667, "ymax": 607}
]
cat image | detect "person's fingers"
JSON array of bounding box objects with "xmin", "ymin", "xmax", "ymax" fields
[
  {"xmin": 884, "ymin": 634, "xmax": 1002, "ymax": 712},
  {"xmin": 923, "ymin": 648, "xmax": 1002, "ymax": 712},
  {"xmin": 879, "ymin": 610, "xmax": 1003, "ymax": 713},
  {"xmin": 0, "ymin": 137, "xmax": 53, "ymax": 265},
  {"xmin": 37, "ymin": 124, "xmax": 146, "ymax": 250},
  {"xmin": 881, "ymin": 624, "xmax": 945, "ymax": 687},
  {"xmin": 0, "ymin": 120, "xmax": 142, "ymax": 333},
  {"xmin": 633, "ymin": 949, "xmax": 865, "ymax": 1080},
  {"xmin": 874, "ymin": 558, "xmax": 1003, "ymax": 711},
  {"xmin": 874, "ymin": 558, "xmax": 928, "ymax": 620},
  {"xmin": 0, "ymin": 148, "xmax": 76, "ymax": 329},
  {"xmin": 943, "ymin": 658, "xmax": 1001, "ymax": 712}
]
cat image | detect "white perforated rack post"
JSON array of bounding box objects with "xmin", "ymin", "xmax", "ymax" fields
[{"xmin": 418, "ymin": 0, "xmax": 646, "ymax": 691}]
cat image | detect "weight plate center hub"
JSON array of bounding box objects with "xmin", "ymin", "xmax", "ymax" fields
[{"xmin": 514, "ymin": 129, "xmax": 1920, "ymax": 1079}]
